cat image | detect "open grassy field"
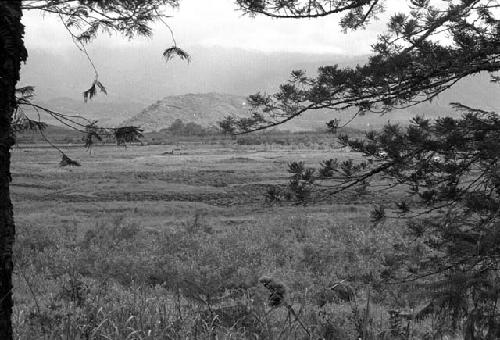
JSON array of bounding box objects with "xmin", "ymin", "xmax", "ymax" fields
[{"xmin": 10, "ymin": 142, "xmax": 424, "ymax": 339}]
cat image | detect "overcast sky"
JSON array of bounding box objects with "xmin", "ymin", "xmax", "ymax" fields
[{"xmin": 22, "ymin": 0, "xmax": 406, "ymax": 55}]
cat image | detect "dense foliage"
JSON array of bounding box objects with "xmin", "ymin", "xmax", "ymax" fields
[
  {"xmin": 342, "ymin": 105, "xmax": 500, "ymax": 337},
  {"xmin": 222, "ymin": 0, "xmax": 500, "ymax": 133},
  {"xmin": 225, "ymin": 1, "xmax": 500, "ymax": 338},
  {"xmin": 260, "ymin": 104, "xmax": 499, "ymax": 337}
]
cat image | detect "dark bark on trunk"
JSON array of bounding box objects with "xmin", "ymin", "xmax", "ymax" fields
[{"xmin": 0, "ymin": 1, "xmax": 26, "ymax": 338}]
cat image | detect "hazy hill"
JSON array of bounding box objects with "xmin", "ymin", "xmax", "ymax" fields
[{"xmin": 121, "ymin": 93, "xmax": 248, "ymax": 131}]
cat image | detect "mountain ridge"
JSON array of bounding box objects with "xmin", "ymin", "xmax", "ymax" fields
[{"xmin": 121, "ymin": 93, "xmax": 248, "ymax": 132}]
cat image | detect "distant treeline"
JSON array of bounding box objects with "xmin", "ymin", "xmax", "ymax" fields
[
  {"xmin": 15, "ymin": 118, "xmax": 367, "ymax": 147},
  {"xmin": 146, "ymin": 119, "xmax": 366, "ymax": 146},
  {"xmin": 159, "ymin": 119, "xmax": 220, "ymax": 136}
]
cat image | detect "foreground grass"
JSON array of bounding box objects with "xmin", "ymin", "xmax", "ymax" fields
[
  {"xmin": 14, "ymin": 210, "xmax": 409, "ymax": 339},
  {"xmin": 10, "ymin": 144, "xmax": 441, "ymax": 339}
]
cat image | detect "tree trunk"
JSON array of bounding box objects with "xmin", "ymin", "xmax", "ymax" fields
[{"xmin": 0, "ymin": 1, "xmax": 26, "ymax": 338}]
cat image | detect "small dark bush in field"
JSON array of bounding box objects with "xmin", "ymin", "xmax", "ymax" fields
[
  {"xmin": 259, "ymin": 276, "xmax": 287, "ymax": 307},
  {"xmin": 59, "ymin": 154, "xmax": 80, "ymax": 167},
  {"xmin": 326, "ymin": 119, "xmax": 340, "ymax": 134},
  {"xmin": 370, "ymin": 205, "xmax": 385, "ymax": 223},
  {"xmin": 264, "ymin": 185, "xmax": 283, "ymax": 203},
  {"xmin": 258, "ymin": 276, "xmax": 311, "ymax": 337}
]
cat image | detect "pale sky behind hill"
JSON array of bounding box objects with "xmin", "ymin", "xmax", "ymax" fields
[{"xmin": 22, "ymin": 0, "xmax": 407, "ymax": 55}]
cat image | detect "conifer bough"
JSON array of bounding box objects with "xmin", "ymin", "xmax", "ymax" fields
[
  {"xmin": 223, "ymin": 0, "xmax": 500, "ymax": 133},
  {"xmin": 231, "ymin": 1, "xmax": 500, "ymax": 337}
]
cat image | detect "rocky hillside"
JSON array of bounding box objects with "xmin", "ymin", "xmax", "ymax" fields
[{"xmin": 121, "ymin": 93, "xmax": 248, "ymax": 132}]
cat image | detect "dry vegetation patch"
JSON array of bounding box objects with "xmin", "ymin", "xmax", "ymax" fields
[{"xmin": 11, "ymin": 144, "xmax": 429, "ymax": 339}]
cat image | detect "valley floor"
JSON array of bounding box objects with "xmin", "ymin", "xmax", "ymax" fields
[{"xmin": 9, "ymin": 143, "xmax": 427, "ymax": 339}]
